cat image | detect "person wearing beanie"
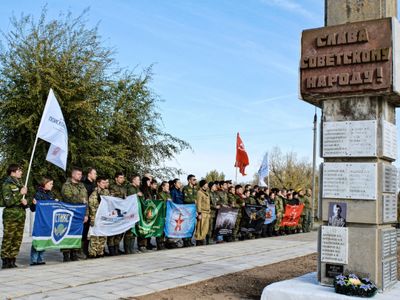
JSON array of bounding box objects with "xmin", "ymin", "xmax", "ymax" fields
[{"xmin": 194, "ymin": 180, "xmax": 211, "ymax": 246}]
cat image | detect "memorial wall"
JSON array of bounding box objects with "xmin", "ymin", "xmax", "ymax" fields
[{"xmin": 301, "ymin": 14, "xmax": 400, "ymax": 291}]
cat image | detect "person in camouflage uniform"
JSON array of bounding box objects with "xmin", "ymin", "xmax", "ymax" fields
[
  {"xmin": 274, "ymin": 190, "xmax": 286, "ymax": 235},
  {"xmin": 88, "ymin": 177, "xmax": 110, "ymax": 258},
  {"xmin": 207, "ymin": 182, "xmax": 221, "ymax": 244},
  {"xmin": 301, "ymin": 188, "xmax": 312, "ymax": 232},
  {"xmin": 107, "ymin": 171, "xmax": 127, "ymax": 255},
  {"xmin": 156, "ymin": 181, "xmax": 171, "ymax": 250},
  {"xmin": 217, "ymin": 181, "xmax": 229, "ymax": 206},
  {"xmin": 125, "ymin": 174, "xmax": 142, "ymax": 254},
  {"xmin": 1, "ymin": 164, "xmax": 28, "ymax": 269},
  {"xmin": 227, "ymin": 186, "xmax": 237, "ymax": 207},
  {"xmin": 61, "ymin": 167, "xmax": 88, "ymax": 262},
  {"xmin": 182, "ymin": 174, "xmax": 198, "ymax": 247},
  {"xmin": 233, "ymin": 185, "xmax": 245, "ymax": 241}
]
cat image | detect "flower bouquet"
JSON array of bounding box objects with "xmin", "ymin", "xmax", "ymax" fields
[{"xmin": 334, "ymin": 274, "xmax": 378, "ymax": 298}]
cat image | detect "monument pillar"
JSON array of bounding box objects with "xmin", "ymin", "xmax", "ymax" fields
[{"xmin": 301, "ymin": 0, "xmax": 399, "ymax": 291}]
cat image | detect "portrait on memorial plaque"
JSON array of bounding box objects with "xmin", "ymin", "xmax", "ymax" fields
[{"xmin": 328, "ymin": 203, "xmax": 346, "ymax": 227}]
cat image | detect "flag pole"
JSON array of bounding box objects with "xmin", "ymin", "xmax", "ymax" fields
[
  {"xmin": 23, "ymin": 130, "xmax": 41, "ymax": 199},
  {"xmin": 235, "ymin": 167, "xmax": 238, "ymax": 183}
]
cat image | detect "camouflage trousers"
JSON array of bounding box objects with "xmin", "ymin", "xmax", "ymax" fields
[
  {"xmin": 208, "ymin": 210, "xmax": 216, "ymax": 239},
  {"xmin": 1, "ymin": 217, "xmax": 25, "ymax": 259},
  {"xmin": 123, "ymin": 229, "xmax": 136, "ymax": 254},
  {"xmin": 232, "ymin": 213, "xmax": 242, "ymax": 240},
  {"xmin": 107, "ymin": 234, "xmax": 123, "ymax": 247},
  {"xmin": 274, "ymin": 213, "xmax": 283, "ymax": 232},
  {"xmin": 89, "ymin": 236, "xmax": 106, "ymax": 257},
  {"xmin": 302, "ymin": 210, "xmax": 312, "ymax": 232}
]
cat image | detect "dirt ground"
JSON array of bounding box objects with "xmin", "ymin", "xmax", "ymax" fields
[{"xmin": 133, "ymin": 243, "xmax": 400, "ymax": 300}]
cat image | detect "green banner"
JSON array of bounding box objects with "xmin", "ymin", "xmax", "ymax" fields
[{"xmin": 132, "ymin": 199, "xmax": 166, "ymax": 238}]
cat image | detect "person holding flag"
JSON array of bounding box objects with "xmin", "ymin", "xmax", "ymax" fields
[
  {"xmin": 1, "ymin": 164, "xmax": 29, "ymax": 269},
  {"xmin": 61, "ymin": 167, "xmax": 89, "ymax": 262}
]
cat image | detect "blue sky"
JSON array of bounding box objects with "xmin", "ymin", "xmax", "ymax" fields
[{"xmin": 1, "ymin": 0, "xmax": 326, "ymax": 181}]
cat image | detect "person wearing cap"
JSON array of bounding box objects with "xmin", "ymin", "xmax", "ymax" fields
[
  {"xmin": 207, "ymin": 181, "xmax": 221, "ymax": 244},
  {"xmin": 233, "ymin": 185, "xmax": 245, "ymax": 241},
  {"xmin": 274, "ymin": 189, "xmax": 286, "ymax": 236},
  {"xmin": 195, "ymin": 179, "xmax": 211, "ymax": 246},
  {"xmin": 301, "ymin": 188, "xmax": 312, "ymax": 233}
]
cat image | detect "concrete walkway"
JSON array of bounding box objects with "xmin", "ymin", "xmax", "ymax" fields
[{"xmin": 0, "ymin": 232, "xmax": 317, "ymax": 299}]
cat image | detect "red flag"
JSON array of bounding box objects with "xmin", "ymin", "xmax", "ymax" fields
[
  {"xmin": 280, "ymin": 204, "xmax": 304, "ymax": 227},
  {"xmin": 235, "ymin": 132, "xmax": 249, "ymax": 176}
]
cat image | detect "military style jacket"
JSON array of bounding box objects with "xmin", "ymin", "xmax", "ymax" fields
[
  {"xmin": 158, "ymin": 191, "xmax": 171, "ymax": 201},
  {"xmin": 61, "ymin": 178, "xmax": 88, "ymax": 216},
  {"xmin": 275, "ymin": 195, "xmax": 285, "ymax": 215},
  {"xmin": 227, "ymin": 192, "xmax": 236, "ymax": 207},
  {"xmin": 88, "ymin": 187, "xmax": 110, "ymax": 226},
  {"xmin": 2, "ymin": 176, "xmax": 27, "ymax": 221},
  {"xmin": 183, "ymin": 185, "xmax": 198, "ymax": 204},
  {"xmin": 209, "ymin": 191, "xmax": 220, "ymax": 212},
  {"xmin": 109, "ymin": 181, "xmax": 127, "ymax": 199},
  {"xmin": 196, "ymin": 189, "xmax": 210, "ymax": 213},
  {"xmin": 127, "ymin": 185, "xmax": 140, "ymax": 197},
  {"xmin": 217, "ymin": 190, "xmax": 228, "ymax": 206}
]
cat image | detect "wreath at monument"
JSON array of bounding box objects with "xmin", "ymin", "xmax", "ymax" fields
[{"xmin": 334, "ymin": 274, "xmax": 377, "ymax": 298}]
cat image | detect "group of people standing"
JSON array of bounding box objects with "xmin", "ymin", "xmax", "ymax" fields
[{"xmin": 1, "ymin": 163, "xmax": 313, "ymax": 269}]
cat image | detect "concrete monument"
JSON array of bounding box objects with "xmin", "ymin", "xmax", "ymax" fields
[{"xmin": 301, "ymin": 0, "xmax": 399, "ymax": 291}]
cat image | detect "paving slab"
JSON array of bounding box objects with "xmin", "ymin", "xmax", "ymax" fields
[{"xmin": 0, "ymin": 231, "xmax": 317, "ymax": 299}]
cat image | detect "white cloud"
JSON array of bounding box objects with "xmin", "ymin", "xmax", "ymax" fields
[{"xmin": 262, "ymin": 0, "xmax": 318, "ymax": 20}]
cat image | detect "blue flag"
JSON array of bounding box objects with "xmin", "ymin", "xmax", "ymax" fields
[
  {"xmin": 264, "ymin": 203, "xmax": 276, "ymax": 225},
  {"xmin": 32, "ymin": 200, "xmax": 86, "ymax": 251},
  {"xmin": 164, "ymin": 201, "xmax": 196, "ymax": 238},
  {"xmin": 258, "ymin": 152, "xmax": 269, "ymax": 186}
]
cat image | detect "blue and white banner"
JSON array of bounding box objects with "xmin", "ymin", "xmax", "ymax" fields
[
  {"xmin": 32, "ymin": 200, "xmax": 86, "ymax": 251},
  {"xmin": 164, "ymin": 201, "xmax": 196, "ymax": 238},
  {"xmin": 264, "ymin": 203, "xmax": 276, "ymax": 225}
]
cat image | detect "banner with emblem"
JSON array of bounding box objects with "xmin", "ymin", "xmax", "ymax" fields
[
  {"xmin": 32, "ymin": 200, "xmax": 86, "ymax": 251},
  {"xmin": 214, "ymin": 207, "xmax": 238, "ymax": 236},
  {"xmin": 91, "ymin": 195, "xmax": 140, "ymax": 236},
  {"xmin": 164, "ymin": 201, "xmax": 197, "ymax": 238},
  {"xmin": 264, "ymin": 203, "xmax": 276, "ymax": 225},
  {"xmin": 280, "ymin": 203, "xmax": 304, "ymax": 227},
  {"xmin": 133, "ymin": 199, "xmax": 166, "ymax": 238},
  {"xmin": 241, "ymin": 205, "xmax": 265, "ymax": 235}
]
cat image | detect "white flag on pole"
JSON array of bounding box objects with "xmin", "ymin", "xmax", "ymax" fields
[
  {"xmin": 37, "ymin": 89, "xmax": 68, "ymax": 170},
  {"xmin": 258, "ymin": 152, "xmax": 269, "ymax": 186},
  {"xmin": 46, "ymin": 144, "xmax": 68, "ymax": 171}
]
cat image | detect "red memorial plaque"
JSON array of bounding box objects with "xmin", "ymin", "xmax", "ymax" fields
[{"xmin": 300, "ymin": 18, "xmax": 400, "ymax": 106}]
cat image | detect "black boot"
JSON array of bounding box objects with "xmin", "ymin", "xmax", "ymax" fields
[
  {"xmin": 2, "ymin": 258, "xmax": 10, "ymax": 269},
  {"xmin": 108, "ymin": 245, "xmax": 115, "ymax": 256},
  {"xmin": 10, "ymin": 258, "xmax": 17, "ymax": 268},
  {"xmin": 70, "ymin": 250, "xmax": 78, "ymax": 261},
  {"xmin": 63, "ymin": 252, "xmax": 71, "ymax": 262},
  {"xmin": 114, "ymin": 245, "xmax": 120, "ymax": 255}
]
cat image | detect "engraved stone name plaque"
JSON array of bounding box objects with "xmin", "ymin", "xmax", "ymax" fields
[{"xmin": 321, "ymin": 226, "xmax": 348, "ymax": 264}]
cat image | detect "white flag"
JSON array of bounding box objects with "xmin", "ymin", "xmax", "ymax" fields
[
  {"xmin": 258, "ymin": 152, "xmax": 269, "ymax": 186},
  {"xmin": 46, "ymin": 144, "xmax": 68, "ymax": 171},
  {"xmin": 92, "ymin": 195, "xmax": 140, "ymax": 237},
  {"xmin": 37, "ymin": 89, "xmax": 68, "ymax": 170}
]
